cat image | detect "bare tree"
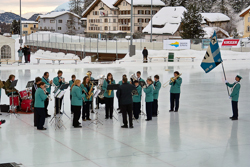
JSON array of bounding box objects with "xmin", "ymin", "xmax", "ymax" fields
[
  {"xmin": 66, "ymin": 14, "xmax": 77, "ymax": 35},
  {"xmin": 69, "ymin": 0, "xmax": 84, "ymax": 16}
]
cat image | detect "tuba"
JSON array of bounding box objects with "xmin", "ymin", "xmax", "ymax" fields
[{"xmin": 163, "ymin": 73, "xmax": 182, "ymax": 88}]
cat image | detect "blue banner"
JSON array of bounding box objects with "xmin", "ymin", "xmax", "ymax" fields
[{"xmin": 200, "ymin": 31, "xmax": 223, "ymax": 73}]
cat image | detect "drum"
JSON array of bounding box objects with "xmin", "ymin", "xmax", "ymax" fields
[
  {"xmin": 27, "ymin": 90, "xmax": 32, "ymax": 99},
  {"xmin": 9, "ymin": 96, "xmax": 19, "ymax": 106},
  {"xmin": 21, "ymin": 99, "xmax": 32, "ymax": 112},
  {"xmin": 19, "ymin": 90, "xmax": 28, "ymax": 99}
]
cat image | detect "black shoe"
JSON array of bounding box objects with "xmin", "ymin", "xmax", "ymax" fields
[
  {"xmin": 37, "ymin": 127, "xmax": 46, "ymax": 130},
  {"xmin": 118, "ymin": 111, "xmax": 122, "ymax": 114},
  {"xmin": 229, "ymin": 117, "xmax": 233, "ymax": 119},
  {"xmin": 46, "ymin": 114, "xmax": 51, "ymax": 118},
  {"xmin": 0, "ymin": 113, "xmax": 2, "ymax": 115},
  {"xmin": 78, "ymin": 122, "xmax": 81, "ymax": 125},
  {"xmin": 87, "ymin": 118, "xmax": 91, "ymax": 121},
  {"xmin": 0, "ymin": 120, "xmax": 6, "ymax": 124},
  {"xmin": 60, "ymin": 112, "xmax": 63, "ymax": 114},
  {"xmin": 110, "ymin": 117, "xmax": 113, "ymax": 119},
  {"xmin": 145, "ymin": 119, "xmax": 152, "ymax": 121},
  {"xmin": 231, "ymin": 118, "xmax": 238, "ymax": 120},
  {"xmin": 74, "ymin": 126, "xmax": 82, "ymax": 128},
  {"xmin": 117, "ymin": 108, "xmax": 120, "ymax": 110},
  {"xmin": 91, "ymin": 110, "xmax": 94, "ymax": 113},
  {"xmin": 129, "ymin": 126, "xmax": 134, "ymax": 128},
  {"xmin": 169, "ymin": 110, "xmax": 174, "ymax": 112},
  {"xmin": 174, "ymin": 111, "xmax": 178, "ymax": 112},
  {"xmin": 152, "ymin": 115, "xmax": 157, "ymax": 117},
  {"xmin": 105, "ymin": 117, "xmax": 109, "ymax": 119},
  {"xmin": 121, "ymin": 125, "xmax": 128, "ymax": 128}
]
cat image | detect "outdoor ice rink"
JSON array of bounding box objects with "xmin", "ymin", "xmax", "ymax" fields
[{"xmin": 0, "ymin": 59, "xmax": 250, "ymax": 167}]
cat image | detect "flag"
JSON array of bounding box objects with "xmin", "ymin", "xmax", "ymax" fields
[{"xmin": 200, "ymin": 31, "xmax": 223, "ymax": 73}]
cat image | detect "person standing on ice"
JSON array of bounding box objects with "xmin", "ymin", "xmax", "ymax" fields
[
  {"xmin": 142, "ymin": 47, "xmax": 148, "ymax": 63},
  {"xmin": 17, "ymin": 47, "xmax": 23, "ymax": 63}
]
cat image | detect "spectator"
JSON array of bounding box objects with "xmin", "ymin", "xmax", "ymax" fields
[
  {"xmin": 22, "ymin": 45, "xmax": 28, "ymax": 63},
  {"xmin": 27, "ymin": 46, "xmax": 31, "ymax": 63},
  {"xmin": 142, "ymin": 47, "xmax": 148, "ymax": 63},
  {"xmin": 18, "ymin": 47, "xmax": 23, "ymax": 63}
]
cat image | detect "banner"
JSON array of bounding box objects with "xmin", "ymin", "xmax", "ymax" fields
[
  {"xmin": 200, "ymin": 31, "xmax": 223, "ymax": 73},
  {"xmin": 221, "ymin": 39, "xmax": 240, "ymax": 46},
  {"xmin": 163, "ymin": 40, "xmax": 190, "ymax": 50}
]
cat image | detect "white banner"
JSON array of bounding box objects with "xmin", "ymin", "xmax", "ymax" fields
[{"xmin": 163, "ymin": 40, "xmax": 190, "ymax": 50}]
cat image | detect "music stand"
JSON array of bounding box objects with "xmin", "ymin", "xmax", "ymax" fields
[
  {"xmin": 26, "ymin": 80, "xmax": 34, "ymax": 88},
  {"xmin": 91, "ymin": 80, "xmax": 99, "ymax": 86},
  {"xmin": 107, "ymin": 84, "xmax": 120, "ymax": 121},
  {"xmin": 7, "ymin": 80, "xmax": 19, "ymax": 117},
  {"xmin": 59, "ymin": 84, "xmax": 70, "ymax": 119}
]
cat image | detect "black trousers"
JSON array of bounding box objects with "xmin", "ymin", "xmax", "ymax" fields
[
  {"xmin": 35, "ymin": 107, "xmax": 45, "ymax": 129},
  {"xmin": 44, "ymin": 99, "xmax": 49, "ymax": 116},
  {"xmin": 170, "ymin": 93, "xmax": 180, "ymax": 111},
  {"xmin": 143, "ymin": 55, "xmax": 148, "ymax": 63},
  {"xmin": 105, "ymin": 97, "xmax": 114, "ymax": 118},
  {"xmin": 121, "ymin": 104, "xmax": 133, "ymax": 126},
  {"xmin": 72, "ymin": 105, "xmax": 81, "ymax": 127},
  {"xmin": 231, "ymin": 101, "xmax": 238, "ymax": 118},
  {"xmin": 24, "ymin": 55, "xmax": 28, "ymax": 63},
  {"xmin": 34, "ymin": 108, "xmax": 37, "ymax": 126},
  {"xmin": 133, "ymin": 102, "xmax": 141, "ymax": 119},
  {"xmin": 82, "ymin": 101, "xmax": 91, "ymax": 119},
  {"xmin": 146, "ymin": 102, "xmax": 153, "ymax": 120},
  {"xmin": 55, "ymin": 96, "xmax": 63, "ymax": 114},
  {"xmin": 152, "ymin": 99, "xmax": 158, "ymax": 116}
]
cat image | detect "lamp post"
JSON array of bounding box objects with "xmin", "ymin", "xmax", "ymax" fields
[
  {"xmin": 150, "ymin": 0, "xmax": 152, "ymax": 42},
  {"xmin": 19, "ymin": 0, "xmax": 23, "ymax": 47},
  {"xmin": 130, "ymin": 0, "xmax": 133, "ymax": 45}
]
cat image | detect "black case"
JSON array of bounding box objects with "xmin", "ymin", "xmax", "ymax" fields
[{"xmin": 0, "ymin": 105, "xmax": 10, "ymax": 112}]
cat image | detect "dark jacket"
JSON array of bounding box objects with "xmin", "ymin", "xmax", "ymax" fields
[
  {"xmin": 4, "ymin": 79, "xmax": 18, "ymax": 95},
  {"xmin": 142, "ymin": 49, "xmax": 148, "ymax": 56},
  {"xmin": 116, "ymin": 83, "xmax": 136, "ymax": 105},
  {"xmin": 32, "ymin": 84, "xmax": 38, "ymax": 107},
  {"xmin": 27, "ymin": 47, "xmax": 30, "ymax": 55},
  {"xmin": 22, "ymin": 47, "xmax": 28, "ymax": 56}
]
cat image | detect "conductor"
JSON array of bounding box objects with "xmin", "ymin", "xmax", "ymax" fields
[{"xmin": 116, "ymin": 77, "xmax": 136, "ymax": 128}]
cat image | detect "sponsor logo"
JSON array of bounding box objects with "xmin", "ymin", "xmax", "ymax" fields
[
  {"xmin": 170, "ymin": 42, "xmax": 179, "ymax": 47},
  {"xmin": 222, "ymin": 39, "xmax": 239, "ymax": 46}
]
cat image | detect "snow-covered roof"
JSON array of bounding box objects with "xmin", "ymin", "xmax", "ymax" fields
[
  {"xmin": 203, "ymin": 27, "xmax": 229, "ymax": 38},
  {"xmin": 21, "ymin": 21, "xmax": 38, "ymax": 24},
  {"xmin": 124, "ymin": 0, "xmax": 165, "ymax": 6},
  {"xmin": 200, "ymin": 13, "xmax": 230, "ymax": 23},
  {"xmin": 39, "ymin": 11, "xmax": 81, "ymax": 19},
  {"xmin": 143, "ymin": 6, "xmax": 186, "ymax": 35},
  {"xmin": 80, "ymin": 18, "xmax": 87, "ymax": 21},
  {"xmin": 239, "ymin": 5, "xmax": 250, "ymax": 17}
]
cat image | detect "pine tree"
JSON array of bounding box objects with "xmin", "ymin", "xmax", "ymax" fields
[
  {"xmin": 229, "ymin": 0, "xmax": 250, "ymax": 13},
  {"xmin": 66, "ymin": 14, "xmax": 77, "ymax": 35},
  {"xmin": 180, "ymin": 3, "xmax": 205, "ymax": 39},
  {"xmin": 10, "ymin": 20, "xmax": 20, "ymax": 34},
  {"xmin": 69, "ymin": 0, "xmax": 84, "ymax": 16},
  {"xmin": 211, "ymin": 0, "xmax": 232, "ymax": 14},
  {"xmin": 196, "ymin": 0, "xmax": 213, "ymax": 12}
]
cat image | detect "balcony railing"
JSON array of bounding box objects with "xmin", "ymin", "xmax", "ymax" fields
[
  {"xmin": 39, "ymin": 28, "xmax": 55, "ymax": 31},
  {"xmin": 30, "ymin": 27, "xmax": 38, "ymax": 31}
]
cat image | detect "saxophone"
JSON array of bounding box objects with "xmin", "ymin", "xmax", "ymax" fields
[
  {"xmin": 87, "ymin": 82, "xmax": 94, "ymax": 100},
  {"xmin": 108, "ymin": 80, "xmax": 111, "ymax": 96}
]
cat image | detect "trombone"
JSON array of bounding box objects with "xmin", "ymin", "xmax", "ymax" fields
[{"xmin": 163, "ymin": 73, "xmax": 182, "ymax": 88}]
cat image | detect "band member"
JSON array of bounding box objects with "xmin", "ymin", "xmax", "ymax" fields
[
  {"xmin": 169, "ymin": 71, "xmax": 182, "ymax": 112},
  {"xmin": 5, "ymin": 75, "xmax": 19, "ymax": 96},
  {"xmin": 152, "ymin": 75, "xmax": 161, "ymax": 117},
  {"xmin": 71, "ymin": 80, "xmax": 85, "ymax": 128},
  {"xmin": 42, "ymin": 72, "xmax": 52, "ymax": 117},
  {"xmin": 118, "ymin": 74, "xmax": 129, "ymax": 112},
  {"xmin": 69, "ymin": 75, "xmax": 76, "ymax": 101},
  {"xmin": 35, "ymin": 82, "xmax": 49, "ymax": 130},
  {"xmin": 33, "ymin": 77, "xmax": 42, "ymax": 127},
  {"xmin": 102, "ymin": 73, "xmax": 116, "ymax": 119},
  {"xmin": 117, "ymin": 77, "xmax": 136, "ymax": 128},
  {"xmin": 225, "ymin": 75, "xmax": 242, "ymax": 120},
  {"xmin": 53, "ymin": 70, "xmax": 65, "ymax": 114},
  {"xmin": 137, "ymin": 71, "xmax": 145, "ymax": 82},
  {"xmin": 87, "ymin": 71, "xmax": 94, "ymax": 113},
  {"xmin": 133, "ymin": 80, "xmax": 142, "ymax": 120},
  {"xmin": 143, "ymin": 78, "xmax": 154, "ymax": 121},
  {"xmin": 81, "ymin": 76, "xmax": 93, "ymax": 121},
  {"xmin": 87, "ymin": 71, "xmax": 95, "ymax": 80}
]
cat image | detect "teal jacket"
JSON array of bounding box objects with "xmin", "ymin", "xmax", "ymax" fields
[
  {"xmin": 80, "ymin": 83, "xmax": 93, "ymax": 101},
  {"xmin": 170, "ymin": 77, "xmax": 182, "ymax": 93},
  {"xmin": 42, "ymin": 77, "xmax": 51, "ymax": 93},
  {"xmin": 69, "ymin": 80, "xmax": 74, "ymax": 87},
  {"xmin": 118, "ymin": 80, "xmax": 130, "ymax": 85},
  {"xmin": 138, "ymin": 78, "xmax": 145, "ymax": 82},
  {"xmin": 226, "ymin": 82, "xmax": 241, "ymax": 101},
  {"xmin": 34, "ymin": 88, "xmax": 48, "ymax": 108},
  {"xmin": 143, "ymin": 84, "xmax": 154, "ymax": 102},
  {"xmin": 133, "ymin": 85, "xmax": 142, "ymax": 103},
  {"xmin": 71, "ymin": 85, "xmax": 85, "ymax": 106},
  {"xmin": 53, "ymin": 77, "xmax": 66, "ymax": 93},
  {"xmin": 18, "ymin": 49, "xmax": 23, "ymax": 57},
  {"xmin": 102, "ymin": 80, "xmax": 116, "ymax": 98},
  {"xmin": 153, "ymin": 81, "xmax": 161, "ymax": 99}
]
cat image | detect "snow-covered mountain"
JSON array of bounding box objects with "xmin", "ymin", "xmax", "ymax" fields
[
  {"xmin": 0, "ymin": 12, "xmax": 27, "ymax": 23},
  {"xmin": 52, "ymin": 2, "xmax": 70, "ymax": 12}
]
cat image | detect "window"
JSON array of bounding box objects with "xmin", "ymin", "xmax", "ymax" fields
[
  {"xmin": 113, "ymin": 19, "xmax": 116, "ymax": 23},
  {"xmin": 104, "ymin": 26, "xmax": 108, "ymax": 30},
  {"xmin": 138, "ymin": 10, "xmax": 144, "ymax": 14},
  {"xmin": 58, "ymin": 27, "xmax": 62, "ymax": 30},
  {"xmin": 23, "ymin": 24, "xmax": 28, "ymax": 28},
  {"xmin": 1, "ymin": 45, "xmax": 11, "ymax": 59},
  {"xmin": 248, "ymin": 17, "xmax": 250, "ymax": 22},
  {"xmin": 109, "ymin": 19, "xmax": 111, "ymax": 23},
  {"xmin": 58, "ymin": 20, "xmax": 62, "ymax": 23},
  {"xmin": 109, "ymin": 26, "xmax": 110, "ymax": 30},
  {"xmin": 145, "ymin": 18, "xmax": 150, "ymax": 23},
  {"xmin": 145, "ymin": 10, "xmax": 150, "ymax": 15},
  {"xmin": 100, "ymin": 26, "xmax": 102, "ymax": 30},
  {"xmin": 152, "ymin": 10, "xmax": 157, "ymax": 15},
  {"xmin": 123, "ymin": 2, "xmax": 125, "ymax": 6},
  {"xmin": 50, "ymin": 20, "xmax": 55, "ymax": 23},
  {"xmin": 113, "ymin": 27, "xmax": 116, "ymax": 31},
  {"xmin": 137, "ymin": 27, "xmax": 144, "ymax": 31},
  {"xmin": 138, "ymin": 18, "xmax": 144, "ymax": 23},
  {"xmin": 248, "ymin": 26, "xmax": 250, "ymax": 32},
  {"xmin": 34, "ymin": 25, "xmax": 36, "ymax": 28},
  {"xmin": 105, "ymin": 19, "xmax": 108, "ymax": 23},
  {"xmin": 23, "ymin": 31, "xmax": 28, "ymax": 34},
  {"xmin": 114, "ymin": 11, "xmax": 117, "ymax": 15},
  {"xmin": 93, "ymin": 11, "xmax": 99, "ymax": 15},
  {"xmin": 110, "ymin": 11, "xmax": 112, "ymax": 14}
]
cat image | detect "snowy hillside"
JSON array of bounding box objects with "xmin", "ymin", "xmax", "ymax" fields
[{"xmin": 52, "ymin": 2, "xmax": 71, "ymax": 12}]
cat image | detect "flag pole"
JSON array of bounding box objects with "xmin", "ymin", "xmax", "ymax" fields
[{"xmin": 221, "ymin": 62, "xmax": 230, "ymax": 96}]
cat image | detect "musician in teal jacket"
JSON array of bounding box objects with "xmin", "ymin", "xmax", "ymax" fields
[
  {"xmin": 81, "ymin": 76, "xmax": 94, "ymax": 121},
  {"xmin": 53, "ymin": 70, "xmax": 65, "ymax": 114},
  {"xmin": 34, "ymin": 82, "xmax": 48, "ymax": 130},
  {"xmin": 102, "ymin": 73, "xmax": 116, "ymax": 119},
  {"xmin": 143, "ymin": 78, "xmax": 154, "ymax": 121},
  {"xmin": 133, "ymin": 80, "xmax": 142, "ymax": 119},
  {"xmin": 69, "ymin": 74, "xmax": 76, "ymax": 101},
  {"xmin": 225, "ymin": 75, "xmax": 242, "ymax": 120},
  {"xmin": 42, "ymin": 72, "xmax": 52, "ymax": 117},
  {"xmin": 71, "ymin": 79, "xmax": 85, "ymax": 128},
  {"xmin": 169, "ymin": 71, "xmax": 182, "ymax": 112},
  {"xmin": 152, "ymin": 75, "xmax": 161, "ymax": 117}
]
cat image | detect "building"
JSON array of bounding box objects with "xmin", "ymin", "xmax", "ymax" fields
[
  {"xmin": 203, "ymin": 27, "xmax": 229, "ymax": 39},
  {"xmin": 143, "ymin": 7, "xmax": 230, "ymax": 40},
  {"xmin": 239, "ymin": 6, "xmax": 250, "ymax": 38},
  {"xmin": 36, "ymin": 11, "xmax": 83, "ymax": 34},
  {"xmin": 82, "ymin": 0, "xmax": 165, "ymax": 38},
  {"xmin": 21, "ymin": 21, "xmax": 38, "ymax": 35},
  {"xmin": 0, "ymin": 35, "xmax": 15, "ymax": 61}
]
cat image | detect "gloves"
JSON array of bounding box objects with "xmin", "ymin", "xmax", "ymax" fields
[
  {"xmin": 229, "ymin": 96, "xmax": 232, "ymax": 100},
  {"xmin": 225, "ymin": 80, "xmax": 229, "ymax": 84}
]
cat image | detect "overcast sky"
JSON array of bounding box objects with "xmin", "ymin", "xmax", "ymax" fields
[{"xmin": 0, "ymin": 0, "xmax": 68, "ymax": 15}]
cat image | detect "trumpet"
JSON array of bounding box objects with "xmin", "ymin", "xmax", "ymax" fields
[
  {"xmin": 130, "ymin": 73, "xmax": 137, "ymax": 82},
  {"xmin": 163, "ymin": 73, "xmax": 182, "ymax": 88},
  {"xmin": 43, "ymin": 88, "xmax": 52, "ymax": 101}
]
